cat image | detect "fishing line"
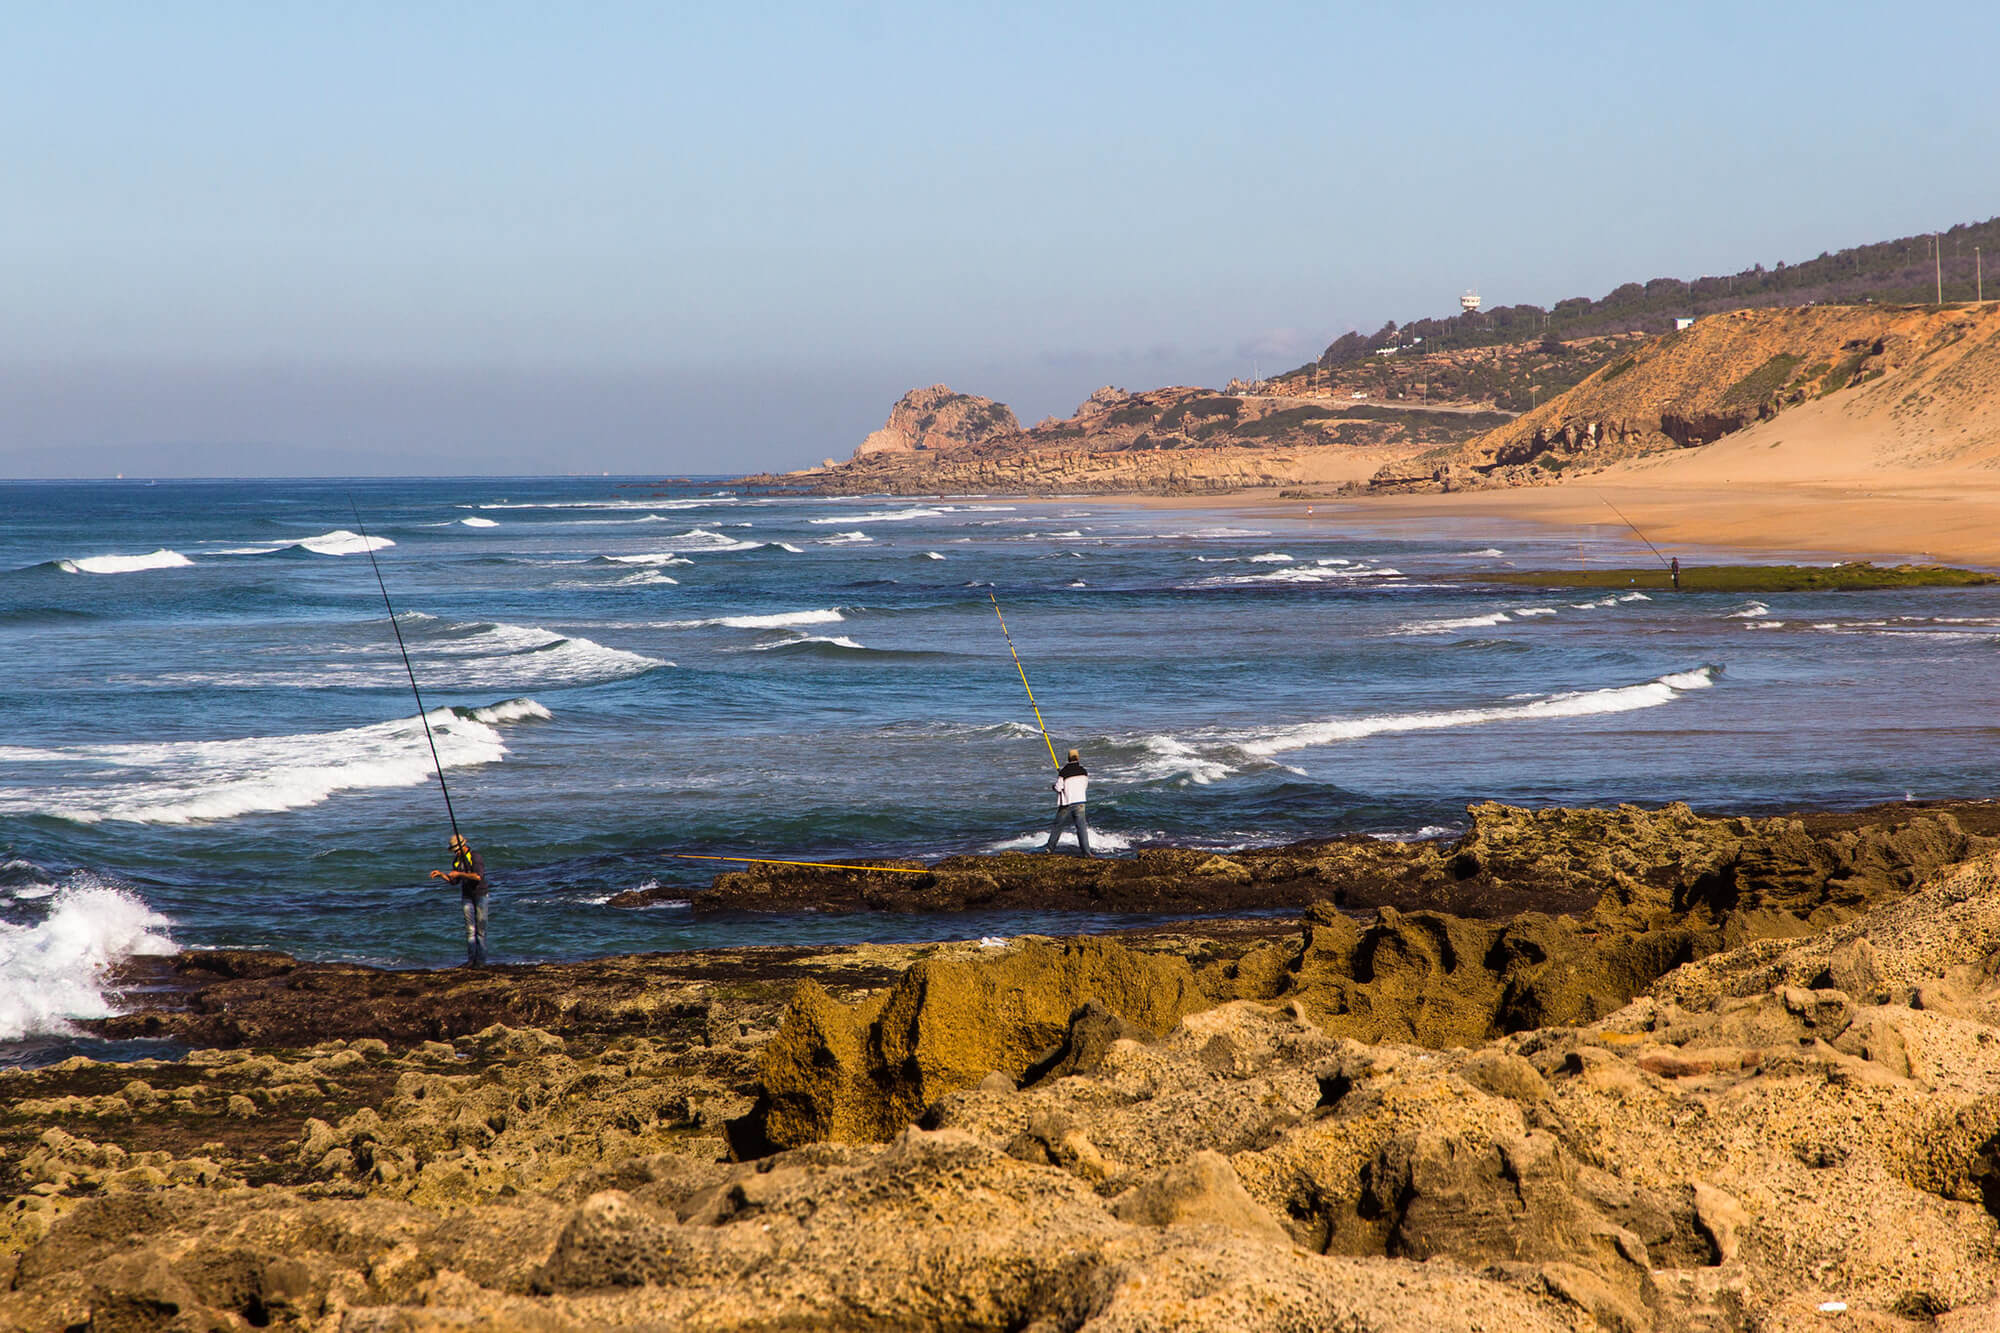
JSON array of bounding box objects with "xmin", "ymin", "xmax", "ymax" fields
[
  {"xmin": 1596, "ymin": 492, "xmax": 1673, "ymax": 571},
  {"xmin": 990, "ymin": 592, "xmax": 1061, "ymax": 769},
  {"xmin": 664, "ymin": 853, "xmax": 932, "ymax": 875},
  {"xmin": 350, "ymin": 500, "xmax": 462, "ymax": 842}
]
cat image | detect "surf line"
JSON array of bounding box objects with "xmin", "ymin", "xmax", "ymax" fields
[
  {"xmin": 989, "ymin": 592, "xmax": 1061, "ymax": 770},
  {"xmin": 660, "ymin": 852, "xmax": 932, "ymax": 872},
  {"xmin": 350, "ymin": 500, "xmax": 463, "ymax": 841}
]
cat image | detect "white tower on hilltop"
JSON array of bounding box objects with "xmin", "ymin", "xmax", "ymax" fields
[{"xmin": 1460, "ymin": 289, "xmax": 1482, "ymax": 314}]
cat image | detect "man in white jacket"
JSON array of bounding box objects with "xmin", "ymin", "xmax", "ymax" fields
[{"xmin": 1044, "ymin": 749, "xmax": 1093, "ymax": 857}]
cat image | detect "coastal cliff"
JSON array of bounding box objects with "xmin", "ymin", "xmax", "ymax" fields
[{"xmin": 1371, "ymin": 302, "xmax": 2000, "ymax": 491}]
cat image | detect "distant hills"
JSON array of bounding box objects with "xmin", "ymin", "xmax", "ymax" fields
[{"xmin": 1294, "ymin": 216, "xmax": 2000, "ymax": 375}]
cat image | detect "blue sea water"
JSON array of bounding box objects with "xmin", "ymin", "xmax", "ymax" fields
[{"xmin": 3, "ymin": 476, "xmax": 1998, "ymax": 1051}]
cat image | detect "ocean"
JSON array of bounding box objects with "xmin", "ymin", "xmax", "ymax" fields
[{"xmin": 4, "ymin": 476, "xmax": 1997, "ymax": 1058}]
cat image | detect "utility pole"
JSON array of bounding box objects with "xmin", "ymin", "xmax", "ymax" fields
[
  {"xmin": 1979, "ymin": 247, "xmax": 1984, "ymax": 302},
  {"xmin": 1935, "ymin": 234, "xmax": 1943, "ymax": 304}
]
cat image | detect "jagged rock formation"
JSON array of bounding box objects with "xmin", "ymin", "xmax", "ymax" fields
[
  {"xmin": 743, "ymin": 384, "xmax": 1508, "ymax": 495},
  {"xmin": 853, "ymin": 384, "xmax": 1018, "ymax": 457},
  {"xmin": 1372, "ymin": 302, "xmax": 2000, "ymax": 490}
]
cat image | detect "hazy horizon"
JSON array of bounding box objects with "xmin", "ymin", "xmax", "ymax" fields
[{"xmin": 8, "ymin": 3, "xmax": 1999, "ymax": 478}]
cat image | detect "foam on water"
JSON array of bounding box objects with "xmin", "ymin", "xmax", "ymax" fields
[
  {"xmin": 747, "ymin": 634, "xmax": 868, "ymax": 652},
  {"xmin": 983, "ymin": 828, "xmax": 1141, "ymax": 854},
  {"xmin": 297, "ymin": 530, "xmax": 393, "ymax": 556},
  {"xmin": 1728, "ymin": 601, "xmax": 1771, "ymax": 619},
  {"xmin": 1401, "ymin": 612, "xmax": 1514, "ymax": 634},
  {"xmin": 1248, "ymin": 552, "xmax": 1294, "ymax": 563},
  {"xmin": 460, "ymin": 516, "xmax": 499, "ymax": 528},
  {"xmin": 0, "ymin": 880, "xmax": 177, "ymax": 1040},
  {"xmin": 818, "ymin": 531, "xmax": 872, "ymax": 545},
  {"xmin": 0, "ymin": 701, "xmax": 548, "ymax": 824},
  {"xmin": 806, "ymin": 506, "xmax": 1008, "ymax": 525},
  {"xmin": 1220, "ymin": 665, "xmax": 1721, "ymax": 757},
  {"xmin": 665, "ymin": 609, "xmax": 845, "ymax": 630},
  {"xmin": 603, "ymin": 552, "xmax": 695, "ymax": 566},
  {"xmin": 58, "ymin": 549, "xmax": 193, "ymax": 575}
]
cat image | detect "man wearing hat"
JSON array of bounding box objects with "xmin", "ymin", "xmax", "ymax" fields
[
  {"xmin": 1044, "ymin": 749, "xmax": 1093, "ymax": 857},
  {"xmin": 432, "ymin": 834, "xmax": 489, "ymax": 965}
]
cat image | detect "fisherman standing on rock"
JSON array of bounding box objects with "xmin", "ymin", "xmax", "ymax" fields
[
  {"xmin": 432, "ymin": 834, "xmax": 489, "ymax": 965},
  {"xmin": 1045, "ymin": 749, "xmax": 1093, "ymax": 857}
]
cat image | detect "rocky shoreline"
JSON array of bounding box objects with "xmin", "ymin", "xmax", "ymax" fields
[{"xmin": 8, "ymin": 801, "xmax": 2000, "ymax": 1328}]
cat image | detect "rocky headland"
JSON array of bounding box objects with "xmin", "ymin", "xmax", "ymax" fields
[
  {"xmin": 10, "ymin": 801, "xmax": 2000, "ymax": 1328},
  {"xmin": 742, "ymin": 383, "xmax": 1507, "ymax": 497}
]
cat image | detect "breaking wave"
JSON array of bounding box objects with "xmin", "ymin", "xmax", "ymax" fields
[
  {"xmin": 0, "ymin": 698, "xmax": 550, "ymax": 825},
  {"xmin": 0, "ymin": 880, "xmax": 177, "ymax": 1041},
  {"xmin": 665, "ymin": 609, "xmax": 845, "ymax": 630},
  {"xmin": 56, "ymin": 549, "xmax": 193, "ymax": 575}
]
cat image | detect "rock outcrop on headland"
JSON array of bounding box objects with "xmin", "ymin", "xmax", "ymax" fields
[
  {"xmin": 10, "ymin": 802, "xmax": 2000, "ymax": 1328},
  {"xmin": 852, "ymin": 384, "xmax": 1018, "ymax": 457},
  {"xmin": 743, "ymin": 383, "xmax": 1506, "ymax": 495}
]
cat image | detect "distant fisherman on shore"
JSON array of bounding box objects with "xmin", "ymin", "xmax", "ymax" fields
[
  {"xmin": 432, "ymin": 834, "xmax": 489, "ymax": 965},
  {"xmin": 1045, "ymin": 750, "xmax": 1093, "ymax": 857}
]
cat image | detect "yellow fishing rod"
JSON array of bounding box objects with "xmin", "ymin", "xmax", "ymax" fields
[
  {"xmin": 989, "ymin": 592, "xmax": 1060, "ymax": 769},
  {"xmin": 663, "ymin": 853, "xmax": 932, "ymax": 875}
]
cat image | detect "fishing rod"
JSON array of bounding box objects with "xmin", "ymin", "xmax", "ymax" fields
[
  {"xmin": 663, "ymin": 853, "xmax": 932, "ymax": 875},
  {"xmin": 1596, "ymin": 492, "xmax": 1673, "ymax": 571},
  {"xmin": 989, "ymin": 592, "xmax": 1060, "ymax": 769},
  {"xmin": 350, "ymin": 500, "xmax": 462, "ymax": 843}
]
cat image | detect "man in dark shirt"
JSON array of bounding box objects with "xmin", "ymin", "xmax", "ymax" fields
[{"xmin": 432, "ymin": 834, "xmax": 489, "ymax": 965}]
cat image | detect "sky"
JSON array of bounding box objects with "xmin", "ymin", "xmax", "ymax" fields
[{"xmin": 5, "ymin": 2, "xmax": 1998, "ymax": 477}]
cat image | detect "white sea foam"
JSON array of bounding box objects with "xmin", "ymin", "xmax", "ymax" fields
[
  {"xmin": 58, "ymin": 549, "xmax": 193, "ymax": 575},
  {"xmin": 1461, "ymin": 548, "xmax": 1505, "ymax": 558},
  {"xmin": 1249, "ymin": 552, "xmax": 1295, "ymax": 563},
  {"xmin": 1399, "ymin": 612, "xmax": 1514, "ymax": 634},
  {"xmin": 460, "ymin": 516, "xmax": 499, "ymax": 528},
  {"xmin": 0, "ymin": 880, "xmax": 177, "ymax": 1040},
  {"xmin": 923, "ymin": 552, "xmax": 946, "ymax": 560},
  {"xmin": 1727, "ymin": 601, "xmax": 1771, "ymax": 619},
  {"xmin": 818, "ymin": 531, "xmax": 873, "ymax": 545},
  {"xmin": 1131, "ymin": 735, "xmax": 1237, "ymax": 786},
  {"xmin": 983, "ymin": 828, "xmax": 1140, "ymax": 854},
  {"xmin": 611, "ymin": 571, "xmax": 678, "ymax": 586},
  {"xmin": 0, "ymin": 700, "xmax": 550, "ymax": 824},
  {"xmin": 298, "ymin": 530, "xmax": 393, "ymax": 556},
  {"xmin": 1370, "ymin": 825, "xmax": 1459, "ymax": 842},
  {"xmin": 1220, "ymin": 665, "xmax": 1720, "ymax": 757},
  {"xmin": 604, "ymin": 552, "xmax": 696, "ymax": 567},
  {"xmin": 1514, "ymin": 607, "xmax": 1558, "ymax": 617},
  {"xmin": 748, "ymin": 634, "xmax": 866, "ymax": 651},
  {"xmin": 663, "ymin": 609, "xmax": 845, "ymax": 630},
  {"xmin": 808, "ymin": 507, "xmax": 947, "ymax": 524}
]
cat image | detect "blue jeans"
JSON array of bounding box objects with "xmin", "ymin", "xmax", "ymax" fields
[
  {"xmin": 1045, "ymin": 804, "xmax": 1092, "ymax": 856},
  {"xmin": 462, "ymin": 892, "xmax": 489, "ymax": 965}
]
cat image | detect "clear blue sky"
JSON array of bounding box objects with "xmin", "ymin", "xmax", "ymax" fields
[{"xmin": 5, "ymin": 2, "xmax": 1997, "ymax": 476}]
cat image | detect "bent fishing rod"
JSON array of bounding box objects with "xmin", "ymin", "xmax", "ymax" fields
[
  {"xmin": 350, "ymin": 500, "xmax": 462, "ymax": 843},
  {"xmin": 1596, "ymin": 492, "xmax": 1672, "ymax": 571},
  {"xmin": 989, "ymin": 592, "xmax": 1061, "ymax": 770}
]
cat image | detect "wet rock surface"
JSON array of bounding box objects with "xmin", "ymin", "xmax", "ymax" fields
[
  {"xmin": 8, "ymin": 802, "xmax": 2000, "ymax": 1329},
  {"xmin": 655, "ymin": 798, "xmax": 2000, "ymax": 916}
]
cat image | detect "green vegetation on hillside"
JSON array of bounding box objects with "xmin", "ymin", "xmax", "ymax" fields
[
  {"xmin": 1479, "ymin": 563, "xmax": 2000, "ymax": 592},
  {"xmin": 1291, "ymin": 215, "xmax": 2000, "ymax": 375}
]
